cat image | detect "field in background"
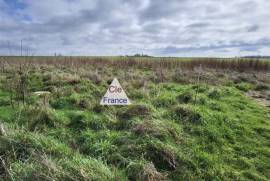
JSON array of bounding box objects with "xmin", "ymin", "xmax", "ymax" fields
[
  {"xmin": 0, "ymin": 57, "xmax": 270, "ymax": 180},
  {"xmin": 1, "ymin": 56, "xmax": 270, "ymax": 71}
]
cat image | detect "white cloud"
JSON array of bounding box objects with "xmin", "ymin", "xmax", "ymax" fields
[{"xmin": 0, "ymin": 0, "xmax": 269, "ymax": 56}]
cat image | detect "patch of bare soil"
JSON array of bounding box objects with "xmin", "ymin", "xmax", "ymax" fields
[{"xmin": 246, "ymin": 90, "xmax": 270, "ymax": 108}]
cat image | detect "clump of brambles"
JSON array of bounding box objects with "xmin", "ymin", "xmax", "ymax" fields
[{"xmin": 0, "ymin": 56, "xmax": 269, "ymax": 180}]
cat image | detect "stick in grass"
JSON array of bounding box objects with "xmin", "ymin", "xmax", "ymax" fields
[{"xmin": 194, "ymin": 64, "xmax": 202, "ymax": 106}]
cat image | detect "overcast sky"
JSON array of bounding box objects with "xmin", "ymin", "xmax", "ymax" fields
[{"xmin": 0, "ymin": 0, "xmax": 270, "ymax": 57}]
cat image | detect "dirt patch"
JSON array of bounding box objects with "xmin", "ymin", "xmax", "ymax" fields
[{"xmin": 246, "ymin": 90, "xmax": 270, "ymax": 108}]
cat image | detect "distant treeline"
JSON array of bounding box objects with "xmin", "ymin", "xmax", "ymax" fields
[
  {"xmin": 241, "ymin": 56, "xmax": 270, "ymax": 59},
  {"xmin": 126, "ymin": 54, "xmax": 153, "ymax": 57}
]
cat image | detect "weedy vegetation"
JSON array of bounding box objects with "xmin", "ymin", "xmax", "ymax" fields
[{"xmin": 0, "ymin": 56, "xmax": 270, "ymax": 180}]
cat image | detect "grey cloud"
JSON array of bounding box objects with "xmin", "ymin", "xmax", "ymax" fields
[
  {"xmin": 247, "ymin": 25, "xmax": 259, "ymax": 32},
  {"xmin": 139, "ymin": 0, "xmax": 188, "ymax": 22},
  {"xmin": 240, "ymin": 46, "xmax": 259, "ymax": 52},
  {"xmin": 237, "ymin": 0, "xmax": 258, "ymax": 12},
  {"xmin": 155, "ymin": 38, "xmax": 270, "ymax": 54},
  {"xmin": 0, "ymin": 0, "xmax": 269, "ymax": 56},
  {"xmin": 186, "ymin": 23, "xmax": 211, "ymax": 29}
]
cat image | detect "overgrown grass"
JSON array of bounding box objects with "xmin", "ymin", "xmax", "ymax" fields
[{"xmin": 0, "ymin": 57, "xmax": 269, "ymax": 180}]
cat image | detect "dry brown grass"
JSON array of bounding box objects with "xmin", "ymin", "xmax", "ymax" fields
[{"xmin": 0, "ymin": 56, "xmax": 269, "ymax": 72}]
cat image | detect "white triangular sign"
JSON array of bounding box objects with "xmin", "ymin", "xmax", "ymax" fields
[{"xmin": 100, "ymin": 78, "xmax": 131, "ymax": 105}]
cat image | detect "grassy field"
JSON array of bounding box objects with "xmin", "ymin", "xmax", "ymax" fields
[{"xmin": 0, "ymin": 57, "xmax": 270, "ymax": 180}]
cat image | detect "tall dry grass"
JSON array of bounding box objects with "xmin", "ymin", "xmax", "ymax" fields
[{"xmin": 0, "ymin": 56, "xmax": 269, "ymax": 72}]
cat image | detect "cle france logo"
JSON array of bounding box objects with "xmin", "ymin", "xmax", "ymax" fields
[{"xmin": 100, "ymin": 78, "xmax": 131, "ymax": 105}]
